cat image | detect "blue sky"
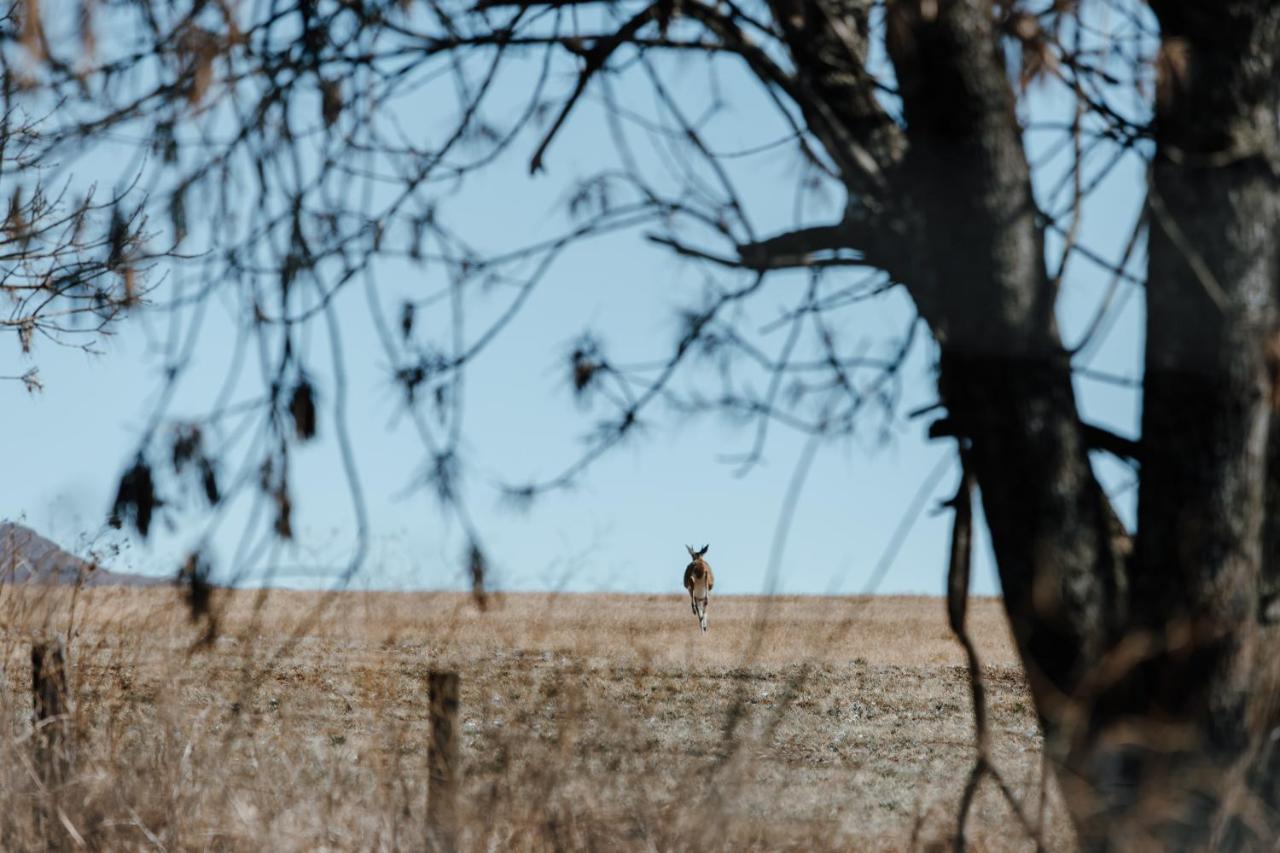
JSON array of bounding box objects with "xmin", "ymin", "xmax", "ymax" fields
[{"xmin": 0, "ymin": 9, "xmax": 1149, "ymax": 597}]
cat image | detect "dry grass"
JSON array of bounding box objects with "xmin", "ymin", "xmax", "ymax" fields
[{"xmin": 0, "ymin": 587, "xmax": 1072, "ymax": 851}]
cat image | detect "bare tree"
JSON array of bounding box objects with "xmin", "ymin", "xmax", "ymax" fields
[
  {"xmin": 1, "ymin": 3, "xmax": 155, "ymax": 389},
  {"xmin": 6, "ymin": 0, "xmax": 1280, "ymax": 847}
]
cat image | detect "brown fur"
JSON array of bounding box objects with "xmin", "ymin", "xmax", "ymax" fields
[
  {"xmin": 683, "ymin": 545, "xmax": 714, "ymax": 631},
  {"xmin": 683, "ymin": 559, "xmax": 714, "ymax": 595}
]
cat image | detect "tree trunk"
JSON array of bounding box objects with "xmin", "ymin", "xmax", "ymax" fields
[
  {"xmin": 1091, "ymin": 4, "xmax": 1280, "ymax": 849},
  {"xmin": 880, "ymin": 1, "xmax": 1280, "ymax": 848},
  {"xmin": 743, "ymin": 1, "xmax": 1280, "ymax": 844}
]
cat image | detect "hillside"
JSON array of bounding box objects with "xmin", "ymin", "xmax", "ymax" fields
[{"xmin": 0, "ymin": 521, "xmax": 166, "ymax": 587}]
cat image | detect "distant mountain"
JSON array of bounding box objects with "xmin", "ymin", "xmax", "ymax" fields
[{"xmin": 0, "ymin": 522, "xmax": 167, "ymax": 587}]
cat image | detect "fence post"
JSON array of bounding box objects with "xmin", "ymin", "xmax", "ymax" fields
[
  {"xmin": 31, "ymin": 638, "xmax": 70, "ymax": 785},
  {"xmin": 428, "ymin": 670, "xmax": 460, "ymax": 851}
]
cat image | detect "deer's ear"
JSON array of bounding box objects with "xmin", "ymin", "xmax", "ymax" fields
[
  {"xmin": 699, "ymin": 545, "xmax": 709, "ymax": 557},
  {"xmin": 686, "ymin": 545, "xmax": 697, "ymax": 558}
]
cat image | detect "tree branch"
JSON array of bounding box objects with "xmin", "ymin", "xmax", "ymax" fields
[
  {"xmin": 929, "ymin": 415, "xmax": 1140, "ymax": 464},
  {"xmin": 762, "ymin": 0, "xmax": 905, "ymax": 195},
  {"xmin": 886, "ymin": 3, "xmax": 1129, "ymax": 758},
  {"xmin": 733, "ymin": 201, "xmax": 911, "ymax": 274},
  {"xmin": 527, "ymin": 4, "xmax": 658, "ymax": 173},
  {"xmin": 648, "ymin": 232, "xmax": 862, "ymax": 271}
]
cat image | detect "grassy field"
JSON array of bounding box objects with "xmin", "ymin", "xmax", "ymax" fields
[{"xmin": 0, "ymin": 588, "xmax": 1069, "ymax": 851}]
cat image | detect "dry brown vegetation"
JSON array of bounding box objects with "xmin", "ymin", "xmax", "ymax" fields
[{"xmin": 0, "ymin": 587, "xmax": 1071, "ymax": 851}]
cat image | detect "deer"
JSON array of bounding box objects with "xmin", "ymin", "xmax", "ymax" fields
[{"xmin": 683, "ymin": 544, "xmax": 714, "ymax": 632}]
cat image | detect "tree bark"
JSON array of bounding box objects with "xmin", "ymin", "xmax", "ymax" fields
[
  {"xmin": 880, "ymin": 3, "xmax": 1130, "ymax": 842},
  {"xmin": 739, "ymin": 1, "xmax": 1280, "ymax": 845},
  {"xmin": 875, "ymin": 1, "xmax": 1280, "ymax": 848},
  {"xmin": 1106, "ymin": 3, "xmax": 1280, "ymax": 848}
]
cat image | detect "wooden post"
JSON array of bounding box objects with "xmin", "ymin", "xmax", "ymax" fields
[
  {"xmin": 31, "ymin": 638, "xmax": 70, "ymax": 785},
  {"xmin": 427, "ymin": 671, "xmax": 460, "ymax": 851}
]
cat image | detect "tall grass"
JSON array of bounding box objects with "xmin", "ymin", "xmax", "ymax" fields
[{"xmin": 0, "ymin": 587, "xmax": 1067, "ymax": 851}]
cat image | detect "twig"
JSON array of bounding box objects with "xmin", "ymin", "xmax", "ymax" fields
[{"xmin": 947, "ymin": 451, "xmax": 1045, "ymax": 850}]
